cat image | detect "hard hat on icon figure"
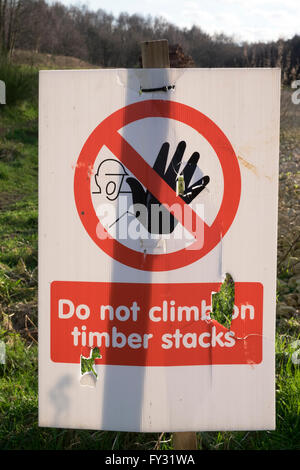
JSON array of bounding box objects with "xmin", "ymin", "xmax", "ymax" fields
[{"xmin": 94, "ymin": 159, "xmax": 130, "ymax": 201}]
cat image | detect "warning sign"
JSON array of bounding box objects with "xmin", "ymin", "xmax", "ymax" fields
[
  {"xmin": 39, "ymin": 68, "xmax": 280, "ymax": 432},
  {"xmin": 74, "ymin": 100, "xmax": 241, "ymax": 271}
]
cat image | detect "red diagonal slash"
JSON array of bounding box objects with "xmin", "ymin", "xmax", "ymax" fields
[
  {"xmin": 105, "ymin": 131, "xmax": 209, "ymax": 239},
  {"xmin": 74, "ymin": 100, "xmax": 241, "ymax": 271}
]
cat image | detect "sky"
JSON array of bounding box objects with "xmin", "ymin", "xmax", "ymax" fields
[{"xmin": 50, "ymin": 0, "xmax": 300, "ymax": 43}]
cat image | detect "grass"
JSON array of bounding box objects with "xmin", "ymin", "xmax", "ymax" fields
[
  {"xmin": 0, "ymin": 61, "xmax": 299, "ymax": 450},
  {"xmin": 0, "ymin": 331, "xmax": 299, "ymax": 450},
  {"xmin": 0, "ymin": 99, "xmax": 38, "ymax": 317}
]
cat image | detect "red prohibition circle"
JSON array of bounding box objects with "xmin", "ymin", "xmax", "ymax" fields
[{"xmin": 74, "ymin": 100, "xmax": 241, "ymax": 271}]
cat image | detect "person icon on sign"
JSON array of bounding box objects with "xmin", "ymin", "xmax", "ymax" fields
[{"xmin": 93, "ymin": 159, "xmax": 131, "ymax": 201}]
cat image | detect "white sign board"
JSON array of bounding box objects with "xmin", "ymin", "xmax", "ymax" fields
[
  {"xmin": 0, "ymin": 80, "xmax": 5, "ymax": 104},
  {"xmin": 39, "ymin": 68, "xmax": 280, "ymax": 431}
]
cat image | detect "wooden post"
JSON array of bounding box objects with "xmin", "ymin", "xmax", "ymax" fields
[
  {"xmin": 173, "ymin": 432, "xmax": 198, "ymax": 450},
  {"xmin": 141, "ymin": 39, "xmax": 198, "ymax": 452},
  {"xmin": 141, "ymin": 39, "xmax": 170, "ymax": 68}
]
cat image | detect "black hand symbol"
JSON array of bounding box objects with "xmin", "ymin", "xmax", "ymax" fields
[{"xmin": 126, "ymin": 141, "xmax": 210, "ymax": 234}]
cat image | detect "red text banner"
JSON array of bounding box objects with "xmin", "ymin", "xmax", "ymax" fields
[{"xmin": 50, "ymin": 281, "xmax": 263, "ymax": 366}]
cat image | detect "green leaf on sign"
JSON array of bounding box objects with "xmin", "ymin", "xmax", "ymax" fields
[
  {"xmin": 80, "ymin": 347, "xmax": 102, "ymax": 378},
  {"xmin": 211, "ymin": 273, "xmax": 235, "ymax": 330}
]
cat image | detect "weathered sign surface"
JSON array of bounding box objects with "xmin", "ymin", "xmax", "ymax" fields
[{"xmin": 39, "ymin": 68, "xmax": 280, "ymax": 431}]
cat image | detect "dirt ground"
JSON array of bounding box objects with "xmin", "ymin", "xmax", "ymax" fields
[{"xmin": 276, "ymin": 87, "xmax": 300, "ymax": 333}]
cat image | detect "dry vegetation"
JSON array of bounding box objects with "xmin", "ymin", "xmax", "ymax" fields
[
  {"xmin": 277, "ymin": 89, "xmax": 300, "ymax": 333},
  {"xmin": 11, "ymin": 49, "xmax": 96, "ymax": 69}
]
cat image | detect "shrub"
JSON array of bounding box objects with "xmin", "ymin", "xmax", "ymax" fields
[{"xmin": 0, "ymin": 59, "xmax": 38, "ymax": 107}]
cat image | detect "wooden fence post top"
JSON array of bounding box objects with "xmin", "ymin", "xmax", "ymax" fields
[{"xmin": 141, "ymin": 39, "xmax": 170, "ymax": 68}]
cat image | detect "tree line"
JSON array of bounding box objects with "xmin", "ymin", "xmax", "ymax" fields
[{"xmin": 0, "ymin": 0, "xmax": 299, "ymax": 83}]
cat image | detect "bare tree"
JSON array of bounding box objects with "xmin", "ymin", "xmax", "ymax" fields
[
  {"xmin": 0, "ymin": 0, "xmax": 23, "ymax": 57},
  {"xmin": 4, "ymin": 0, "xmax": 299, "ymax": 84}
]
